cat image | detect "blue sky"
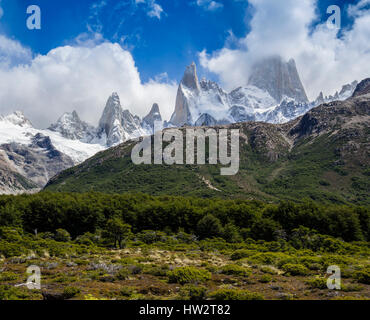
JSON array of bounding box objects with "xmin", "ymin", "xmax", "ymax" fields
[
  {"xmin": 0, "ymin": 0, "xmax": 361, "ymax": 82},
  {"xmin": 0, "ymin": 0, "xmax": 369, "ymax": 127}
]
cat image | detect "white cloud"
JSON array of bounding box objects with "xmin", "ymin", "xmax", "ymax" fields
[
  {"xmin": 136, "ymin": 0, "xmax": 164, "ymax": 20},
  {"xmin": 199, "ymin": 0, "xmax": 370, "ymax": 99},
  {"xmin": 0, "ymin": 40, "xmax": 177, "ymax": 128},
  {"xmin": 0, "ymin": 35, "xmax": 32, "ymax": 68},
  {"xmin": 196, "ymin": 0, "xmax": 224, "ymax": 12}
]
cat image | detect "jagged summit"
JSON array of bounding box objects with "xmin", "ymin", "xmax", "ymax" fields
[
  {"xmin": 169, "ymin": 59, "xmax": 311, "ymax": 127},
  {"xmin": 142, "ymin": 103, "xmax": 162, "ymax": 134},
  {"xmin": 97, "ymin": 92, "xmax": 146, "ymax": 147},
  {"xmin": 248, "ymin": 56, "xmax": 309, "ymax": 103},
  {"xmin": 49, "ymin": 110, "xmax": 95, "ymax": 141},
  {"xmin": 352, "ymin": 78, "xmax": 370, "ymax": 97},
  {"xmin": 182, "ymin": 62, "xmax": 200, "ymax": 92},
  {"xmin": 2, "ymin": 111, "xmax": 33, "ymax": 127}
]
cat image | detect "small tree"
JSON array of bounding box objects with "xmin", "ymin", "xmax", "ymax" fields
[
  {"xmin": 54, "ymin": 228, "xmax": 71, "ymax": 242},
  {"xmin": 196, "ymin": 214, "xmax": 223, "ymax": 239},
  {"xmin": 106, "ymin": 217, "xmax": 132, "ymax": 249}
]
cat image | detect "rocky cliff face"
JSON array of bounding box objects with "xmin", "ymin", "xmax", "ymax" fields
[
  {"xmin": 169, "ymin": 58, "xmax": 310, "ymax": 126},
  {"xmin": 97, "ymin": 93, "xmax": 147, "ymax": 147},
  {"xmin": 352, "ymin": 78, "xmax": 370, "ymax": 97},
  {"xmin": 248, "ymin": 56, "xmax": 309, "ymax": 104},
  {"xmin": 0, "ymin": 133, "xmax": 74, "ymax": 187},
  {"xmin": 0, "ymin": 150, "xmax": 38, "ymax": 194}
]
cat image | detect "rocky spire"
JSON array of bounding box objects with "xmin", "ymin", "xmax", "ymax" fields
[
  {"xmin": 248, "ymin": 56, "xmax": 309, "ymax": 103},
  {"xmin": 170, "ymin": 62, "xmax": 200, "ymax": 127},
  {"xmin": 98, "ymin": 92, "xmax": 125, "ymax": 146},
  {"xmin": 182, "ymin": 62, "xmax": 201, "ymax": 92},
  {"xmin": 142, "ymin": 103, "xmax": 162, "ymax": 133}
]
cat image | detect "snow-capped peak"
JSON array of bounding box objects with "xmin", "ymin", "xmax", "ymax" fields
[
  {"xmin": 2, "ymin": 111, "xmax": 33, "ymax": 127},
  {"xmin": 49, "ymin": 110, "xmax": 96, "ymax": 142}
]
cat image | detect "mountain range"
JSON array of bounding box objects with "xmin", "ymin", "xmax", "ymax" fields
[
  {"xmin": 45, "ymin": 78, "xmax": 370, "ymax": 204},
  {"xmin": 0, "ymin": 55, "xmax": 363, "ymax": 194}
]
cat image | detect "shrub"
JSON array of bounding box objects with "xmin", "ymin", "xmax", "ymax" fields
[
  {"xmin": 0, "ymin": 272, "xmax": 18, "ymax": 281},
  {"xmin": 305, "ymin": 277, "xmax": 328, "ymax": 289},
  {"xmin": 0, "ymin": 285, "xmax": 32, "ymax": 300},
  {"xmin": 231, "ymin": 249, "xmax": 253, "ymax": 260},
  {"xmin": 220, "ymin": 264, "xmax": 251, "ymax": 277},
  {"xmin": 119, "ymin": 287, "xmax": 136, "ymax": 298},
  {"xmin": 116, "ymin": 268, "xmax": 130, "ymax": 280},
  {"xmin": 281, "ymin": 263, "xmax": 309, "ymax": 276},
  {"xmin": 0, "ymin": 241, "xmax": 27, "ymax": 258},
  {"xmin": 260, "ymin": 266, "xmax": 279, "ymax": 275},
  {"xmin": 196, "ymin": 215, "xmax": 224, "ymax": 239},
  {"xmin": 209, "ymin": 289, "xmax": 264, "ymax": 300},
  {"xmin": 179, "ymin": 285, "xmax": 207, "ymax": 301},
  {"xmin": 136, "ymin": 230, "xmax": 166, "ymax": 244},
  {"xmin": 259, "ymin": 275, "xmax": 273, "ymax": 283},
  {"xmin": 354, "ymin": 268, "xmax": 370, "ymax": 285},
  {"xmin": 54, "ymin": 229, "xmax": 71, "ymax": 242},
  {"xmin": 168, "ymin": 267, "xmax": 211, "ymax": 284},
  {"xmin": 62, "ymin": 286, "xmax": 81, "ymax": 299}
]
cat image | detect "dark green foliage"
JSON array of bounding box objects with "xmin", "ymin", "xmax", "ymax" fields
[
  {"xmin": 105, "ymin": 218, "xmax": 131, "ymax": 249},
  {"xmin": 179, "ymin": 285, "xmax": 207, "ymax": 301},
  {"xmin": 63, "ymin": 286, "xmax": 81, "ymax": 299},
  {"xmin": 220, "ymin": 264, "xmax": 251, "ymax": 277},
  {"xmin": 354, "ymin": 268, "xmax": 370, "ymax": 285},
  {"xmin": 282, "ymin": 263, "xmax": 309, "ymax": 276},
  {"xmin": 168, "ymin": 267, "xmax": 211, "ymax": 284},
  {"xmin": 209, "ymin": 289, "xmax": 264, "ymax": 300},
  {"xmin": 305, "ymin": 277, "xmax": 328, "ymax": 289},
  {"xmin": 54, "ymin": 229, "xmax": 71, "ymax": 242},
  {"xmin": 196, "ymin": 215, "xmax": 223, "ymax": 239},
  {"xmin": 0, "ymin": 193, "xmax": 368, "ymax": 247}
]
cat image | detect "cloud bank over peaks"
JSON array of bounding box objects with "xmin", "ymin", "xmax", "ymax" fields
[
  {"xmin": 0, "ymin": 39, "xmax": 177, "ymax": 128},
  {"xmin": 199, "ymin": 0, "xmax": 370, "ymax": 100}
]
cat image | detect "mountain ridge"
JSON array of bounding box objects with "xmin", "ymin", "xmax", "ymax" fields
[{"xmin": 44, "ymin": 79, "xmax": 370, "ymax": 204}]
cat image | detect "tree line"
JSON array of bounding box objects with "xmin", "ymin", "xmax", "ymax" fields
[{"xmin": 0, "ymin": 192, "xmax": 368, "ymax": 243}]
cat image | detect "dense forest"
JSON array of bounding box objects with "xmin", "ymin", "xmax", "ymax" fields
[{"xmin": 0, "ymin": 192, "xmax": 368, "ymax": 243}]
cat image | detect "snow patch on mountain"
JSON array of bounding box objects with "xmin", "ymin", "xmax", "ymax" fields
[{"xmin": 0, "ymin": 111, "xmax": 104, "ymax": 163}]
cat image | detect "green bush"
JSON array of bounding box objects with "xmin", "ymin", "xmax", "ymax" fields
[
  {"xmin": 0, "ymin": 272, "xmax": 18, "ymax": 281},
  {"xmin": 259, "ymin": 274, "xmax": 273, "ymax": 283},
  {"xmin": 305, "ymin": 277, "xmax": 328, "ymax": 289},
  {"xmin": 168, "ymin": 267, "xmax": 211, "ymax": 284},
  {"xmin": 0, "ymin": 241, "xmax": 27, "ymax": 258},
  {"xmin": 220, "ymin": 264, "xmax": 251, "ymax": 277},
  {"xmin": 0, "ymin": 285, "xmax": 34, "ymax": 300},
  {"xmin": 281, "ymin": 263, "xmax": 309, "ymax": 276},
  {"xmin": 54, "ymin": 229, "xmax": 71, "ymax": 242},
  {"xmin": 63, "ymin": 286, "xmax": 81, "ymax": 299},
  {"xmin": 231, "ymin": 249, "xmax": 253, "ymax": 260},
  {"xmin": 116, "ymin": 268, "xmax": 130, "ymax": 280},
  {"xmin": 179, "ymin": 285, "xmax": 207, "ymax": 301},
  {"xmin": 209, "ymin": 289, "xmax": 264, "ymax": 300},
  {"xmin": 196, "ymin": 215, "xmax": 224, "ymax": 240},
  {"xmin": 119, "ymin": 287, "xmax": 136, "ymax": 298},
  {"xmin": 354, "ymin": 268, "xmax": 370, "ymax": 285}
]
